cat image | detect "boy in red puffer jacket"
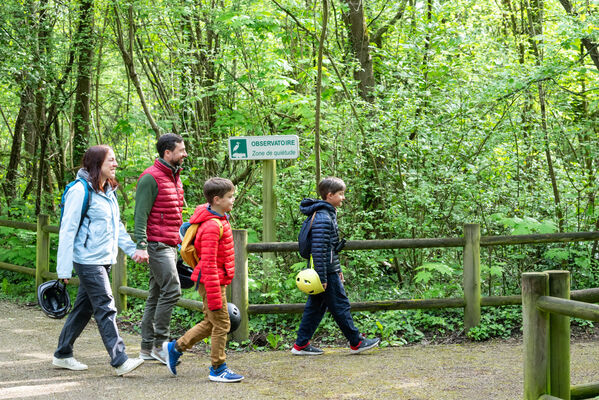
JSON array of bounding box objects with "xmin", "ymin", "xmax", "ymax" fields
[{"xmin": 163, "ymin": 177, "xmax": 244, "ymax": 382}]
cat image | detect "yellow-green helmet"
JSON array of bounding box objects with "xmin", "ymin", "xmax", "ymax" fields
[{"xmin": 296, "ymin": 269, "xmax": 324, "ymax": 295}]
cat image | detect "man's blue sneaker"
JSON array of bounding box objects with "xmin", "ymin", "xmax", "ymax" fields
[
  {"xmin": 163, "ymin": 340, "xmax": 182, "ymax": 376},
  {"xmin": 209, "ymin": 363, "xmax": 244, "ymax": 382}
]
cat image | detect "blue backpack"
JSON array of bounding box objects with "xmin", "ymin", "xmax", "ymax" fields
[
  {"xmin": 59, "ymin": 178, "xmax": 91, "ymax": 231},
  {"xmin": 298, "ymin": 212, "xmax": 317, "ymax": 259}
]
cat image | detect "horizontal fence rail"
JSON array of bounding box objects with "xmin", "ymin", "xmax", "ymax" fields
[
  {"xmin": 247, "ymin": 231, "xmax": 599, "ymax": 253},
  {"xmin": 537, "ymin": 296, "xmax": 599, "ymax": 322},
  {"xmin": 571, "ymin": 382, "xmax": 599, "ymax": 400},
  {"xmin": 4, "ymin": 218, "xmax": 599, "ymax": 248},
  {"xmin": 1, "ymin": 217, "xmax": 599, "ymax": 343},
  {"xmin": 119, "ymin": 286, "xmax": 205, "ymax": 312}
]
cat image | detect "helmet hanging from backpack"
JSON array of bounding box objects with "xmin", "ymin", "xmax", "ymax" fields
[{"xmin": 295, "ymin": 256, "xmax": 325, "ymax": 295}]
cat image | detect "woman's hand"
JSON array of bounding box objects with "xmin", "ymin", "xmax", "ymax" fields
[{"xmin": 132, "ymin": 249, "xmax": 149, "ymax": 263}]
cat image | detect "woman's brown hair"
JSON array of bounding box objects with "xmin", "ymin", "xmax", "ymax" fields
[{"xmin": 82, "ymin": 145, "xmax": 118, "ymax": 192}]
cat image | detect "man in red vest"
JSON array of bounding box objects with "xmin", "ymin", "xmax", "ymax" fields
[{"xmin": 134, "ymin": 133, "xmax": 187, "ymax": 364}]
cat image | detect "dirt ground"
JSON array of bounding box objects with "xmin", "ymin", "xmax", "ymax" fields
[{"xmin": 2, "ymin": 300, "xmax": 599, "ymax": 400}]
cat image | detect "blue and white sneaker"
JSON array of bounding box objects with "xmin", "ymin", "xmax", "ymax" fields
[
  {"xmin": 163, "ymin": 340, "xmax": 182, "ymax": 376},
  {"xmin": 209, "ymin": 363, "xmax": 244, "ymax": 382}
]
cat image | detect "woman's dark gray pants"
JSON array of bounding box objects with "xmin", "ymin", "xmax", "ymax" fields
[{"xmin": 54, "ymin": 262, "xmax": 127, "ymax": 367}]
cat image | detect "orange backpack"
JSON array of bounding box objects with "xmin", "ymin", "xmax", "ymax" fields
[{"xmin": 180, "ymin": 218, "xmax": 223, "ymax": 267}]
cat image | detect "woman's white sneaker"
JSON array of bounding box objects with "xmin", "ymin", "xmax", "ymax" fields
[
  {"xmin": 114, "ymin": 358, "xmax": 144, "ymax": 376},
  {"xmin": 52, "ymin": 356, "xmax": 88, "ymax": 371}
]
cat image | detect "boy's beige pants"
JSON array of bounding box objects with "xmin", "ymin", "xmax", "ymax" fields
[{"xmin": 176, "ymin": 284, "xmax": 230, "ymax": 367}]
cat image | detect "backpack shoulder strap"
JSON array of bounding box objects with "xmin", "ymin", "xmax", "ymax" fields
[
  {"xmin": 309, "ymin": 212, "xmax": 317, "ymax": 229},
  {"xmin": 210, "ymin": 218, "xmax": 224, "ymax": 239},
  {"xmin": 78, "ymin": 178, "xmax": 91, "ymax": 223},
  {"xmin": 60, "ymin": 178, "xmax": 91, "ymax": 230}
]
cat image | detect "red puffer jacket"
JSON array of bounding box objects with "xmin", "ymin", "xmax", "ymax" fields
[{"xmin": 189, "ymin": 203, "xmax": 235, "ymax": 310}]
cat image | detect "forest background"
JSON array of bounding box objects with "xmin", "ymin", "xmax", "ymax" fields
[{"xmin": 0, "ymin": 0, "xmax": 598, "ymax": 348}]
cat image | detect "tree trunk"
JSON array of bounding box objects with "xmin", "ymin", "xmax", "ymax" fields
[
  {"xmin": 22, "ymin": 0, "xmax": 51, "ymax": 203},
  {"xmin": 538, "ymin": 84, "xmax": 564, "ymax": 232},
  {"xmin": 409, "ymin": 0, "xmax": 433, "ymax": 140},
  {"xmin": 525, "ymin": 0, "xmax": 564, "ymax": 231},
  {"xmin": 314, "ymin": 0, "xmax": 328, "ymax": 186},
  {"xmin": 343, "ymin": 0, "xmax": 375, "ymax": 102},
  {"xmin": 72, "ymin": 0, "xmax": 94, "ymax": 164},
  {"xmin": 113, "ymin": 5, "xmax": 161, "ymax": 139},
  {"xmin": 557, "ymin": 0, "xmax": 599, "ymax": 71},
  {"xmin": 3, "ymin": 89, "xmax": 30, "ymax": 206}
]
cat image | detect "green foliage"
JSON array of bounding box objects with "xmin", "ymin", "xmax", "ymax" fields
[
  {"xmin": 266, "ymin": 332, "xmax": 283, "ymax": 349},
  {"xmin": 491, "ymin": 214, "xmax": 558, "ymax": 235},
  {"xmin": 466, "ymin": 307, "xmax": 521, "ymax": 341},
  {"xmin": 0, "ymin": 227, "xmax": 37, "ymax": 267},
  {"xmin": 415, "ymin": 263, "xmax": 454, "ymax": 284}
]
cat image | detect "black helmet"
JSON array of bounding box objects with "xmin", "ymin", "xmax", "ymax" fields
[
  {"xmin": 177, "ymin": 257, "xmax": 195, "ymax": 289},
  {"xmin": 228, "ymin": 302, "xmax": 241, "ymax": 333},
  {"xmin": 37, "ymin": 280, "xmax": 71, "ymax": 319}
]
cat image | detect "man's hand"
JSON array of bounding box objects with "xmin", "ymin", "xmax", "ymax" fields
[
  {"xmin": 338, "ymin": 271, "xmax": 345, "ymax": 283},
  {"xmin": 322, "ymin": 282, "xmax": 327, "ymax": 290},
  {"xmin": 132, "ymin": 249, "xmax": 149, "ymax": 263},
  {"xmin": 62, "ymin": 279, "xmax": 69, "ymax": 284}
]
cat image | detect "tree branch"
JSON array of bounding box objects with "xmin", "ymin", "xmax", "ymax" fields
[
  {"xmin": 557, "ymin": 0, "xmax": 599, "ymax": 71},
  {"xmin": 370, "ymin": 0, "xmax": 408, "ymax": 46},
  {"xmin": 113, "ymin": 5, "xmax": 161, "ymax": 138}
]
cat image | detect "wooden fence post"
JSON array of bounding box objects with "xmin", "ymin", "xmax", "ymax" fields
[
  {"xmin": 262, "ymin": 160, "xmax": 277, "ymax": 276},
  {"xmin": 547, "ymin": 270, "xmax": 570, "ymax": 400},
  {"xmin": 36, "ymin": 214, "xmax": 50, "ymax": 288},
  {"xmin": 463, "ymin": 223, "xmax": 481, "ymax": 332},
  {"xmin": 231, "ymin": 229, "xmax": 249, "ymax": 342},
  {"xmin": 112, "ymin": 248, "xmax": 127, "ymax": 313},
  {"xmin": 522, "ymin": 272, "xmax": 549, "ymax": 400}
]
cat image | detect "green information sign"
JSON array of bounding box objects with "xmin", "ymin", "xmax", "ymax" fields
[{"xmin": 229, "ymin": 135, "xmax": 299, "ymax": 160}]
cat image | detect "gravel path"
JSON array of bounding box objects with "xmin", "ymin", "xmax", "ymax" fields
[{"xmin": 2, "ymin": 300, "xmax": 599, "ymax": 399}]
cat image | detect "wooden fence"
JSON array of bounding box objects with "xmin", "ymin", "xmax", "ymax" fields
[
  {"xmin": 1, "ymin": 216, "xmax": 599, "ymax": 342},
  {"xmin": 522, "ymin": 270, "xmax": 599, "ymax": 400}
]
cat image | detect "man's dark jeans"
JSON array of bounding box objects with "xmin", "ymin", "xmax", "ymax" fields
[
  {"xmin": 295, "ymin": 272, "xmax": 361, "ymax": 348},
  {"xmin": 54, "ymin": 262, "xmax": 127, "ymax": 367}
]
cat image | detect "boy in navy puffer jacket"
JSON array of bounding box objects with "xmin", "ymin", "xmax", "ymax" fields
[{"xmin": 292, "ymin": 177, "xmax": 380, "ymax": 355}]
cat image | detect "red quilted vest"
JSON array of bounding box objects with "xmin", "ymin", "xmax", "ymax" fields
[{"xmin": 139, "ymin": 159, "xmax": 184, "ymax": 245}]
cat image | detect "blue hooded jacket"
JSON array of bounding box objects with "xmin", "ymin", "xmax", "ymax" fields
[
  {"xmin": 56, "ymin": 169, "xmax": 136, "ymax": 279},
  {"xmin": 300, "ymin": 198, "xmax": 342, "ymax": 284}
]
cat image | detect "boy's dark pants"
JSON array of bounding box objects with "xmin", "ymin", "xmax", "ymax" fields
[{"xmin": 295, "ymin": 272, "xmax": 362, "ymax": 347}]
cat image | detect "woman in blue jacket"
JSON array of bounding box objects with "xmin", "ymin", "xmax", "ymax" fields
[{"xmin": 53, "ymin": 145, "xmax": 148, "ymax": 376}]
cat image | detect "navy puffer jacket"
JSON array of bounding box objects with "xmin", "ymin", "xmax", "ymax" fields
[{"xmin": 300, "ymin": 198, "xmax": 341, "ymax": 284}]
